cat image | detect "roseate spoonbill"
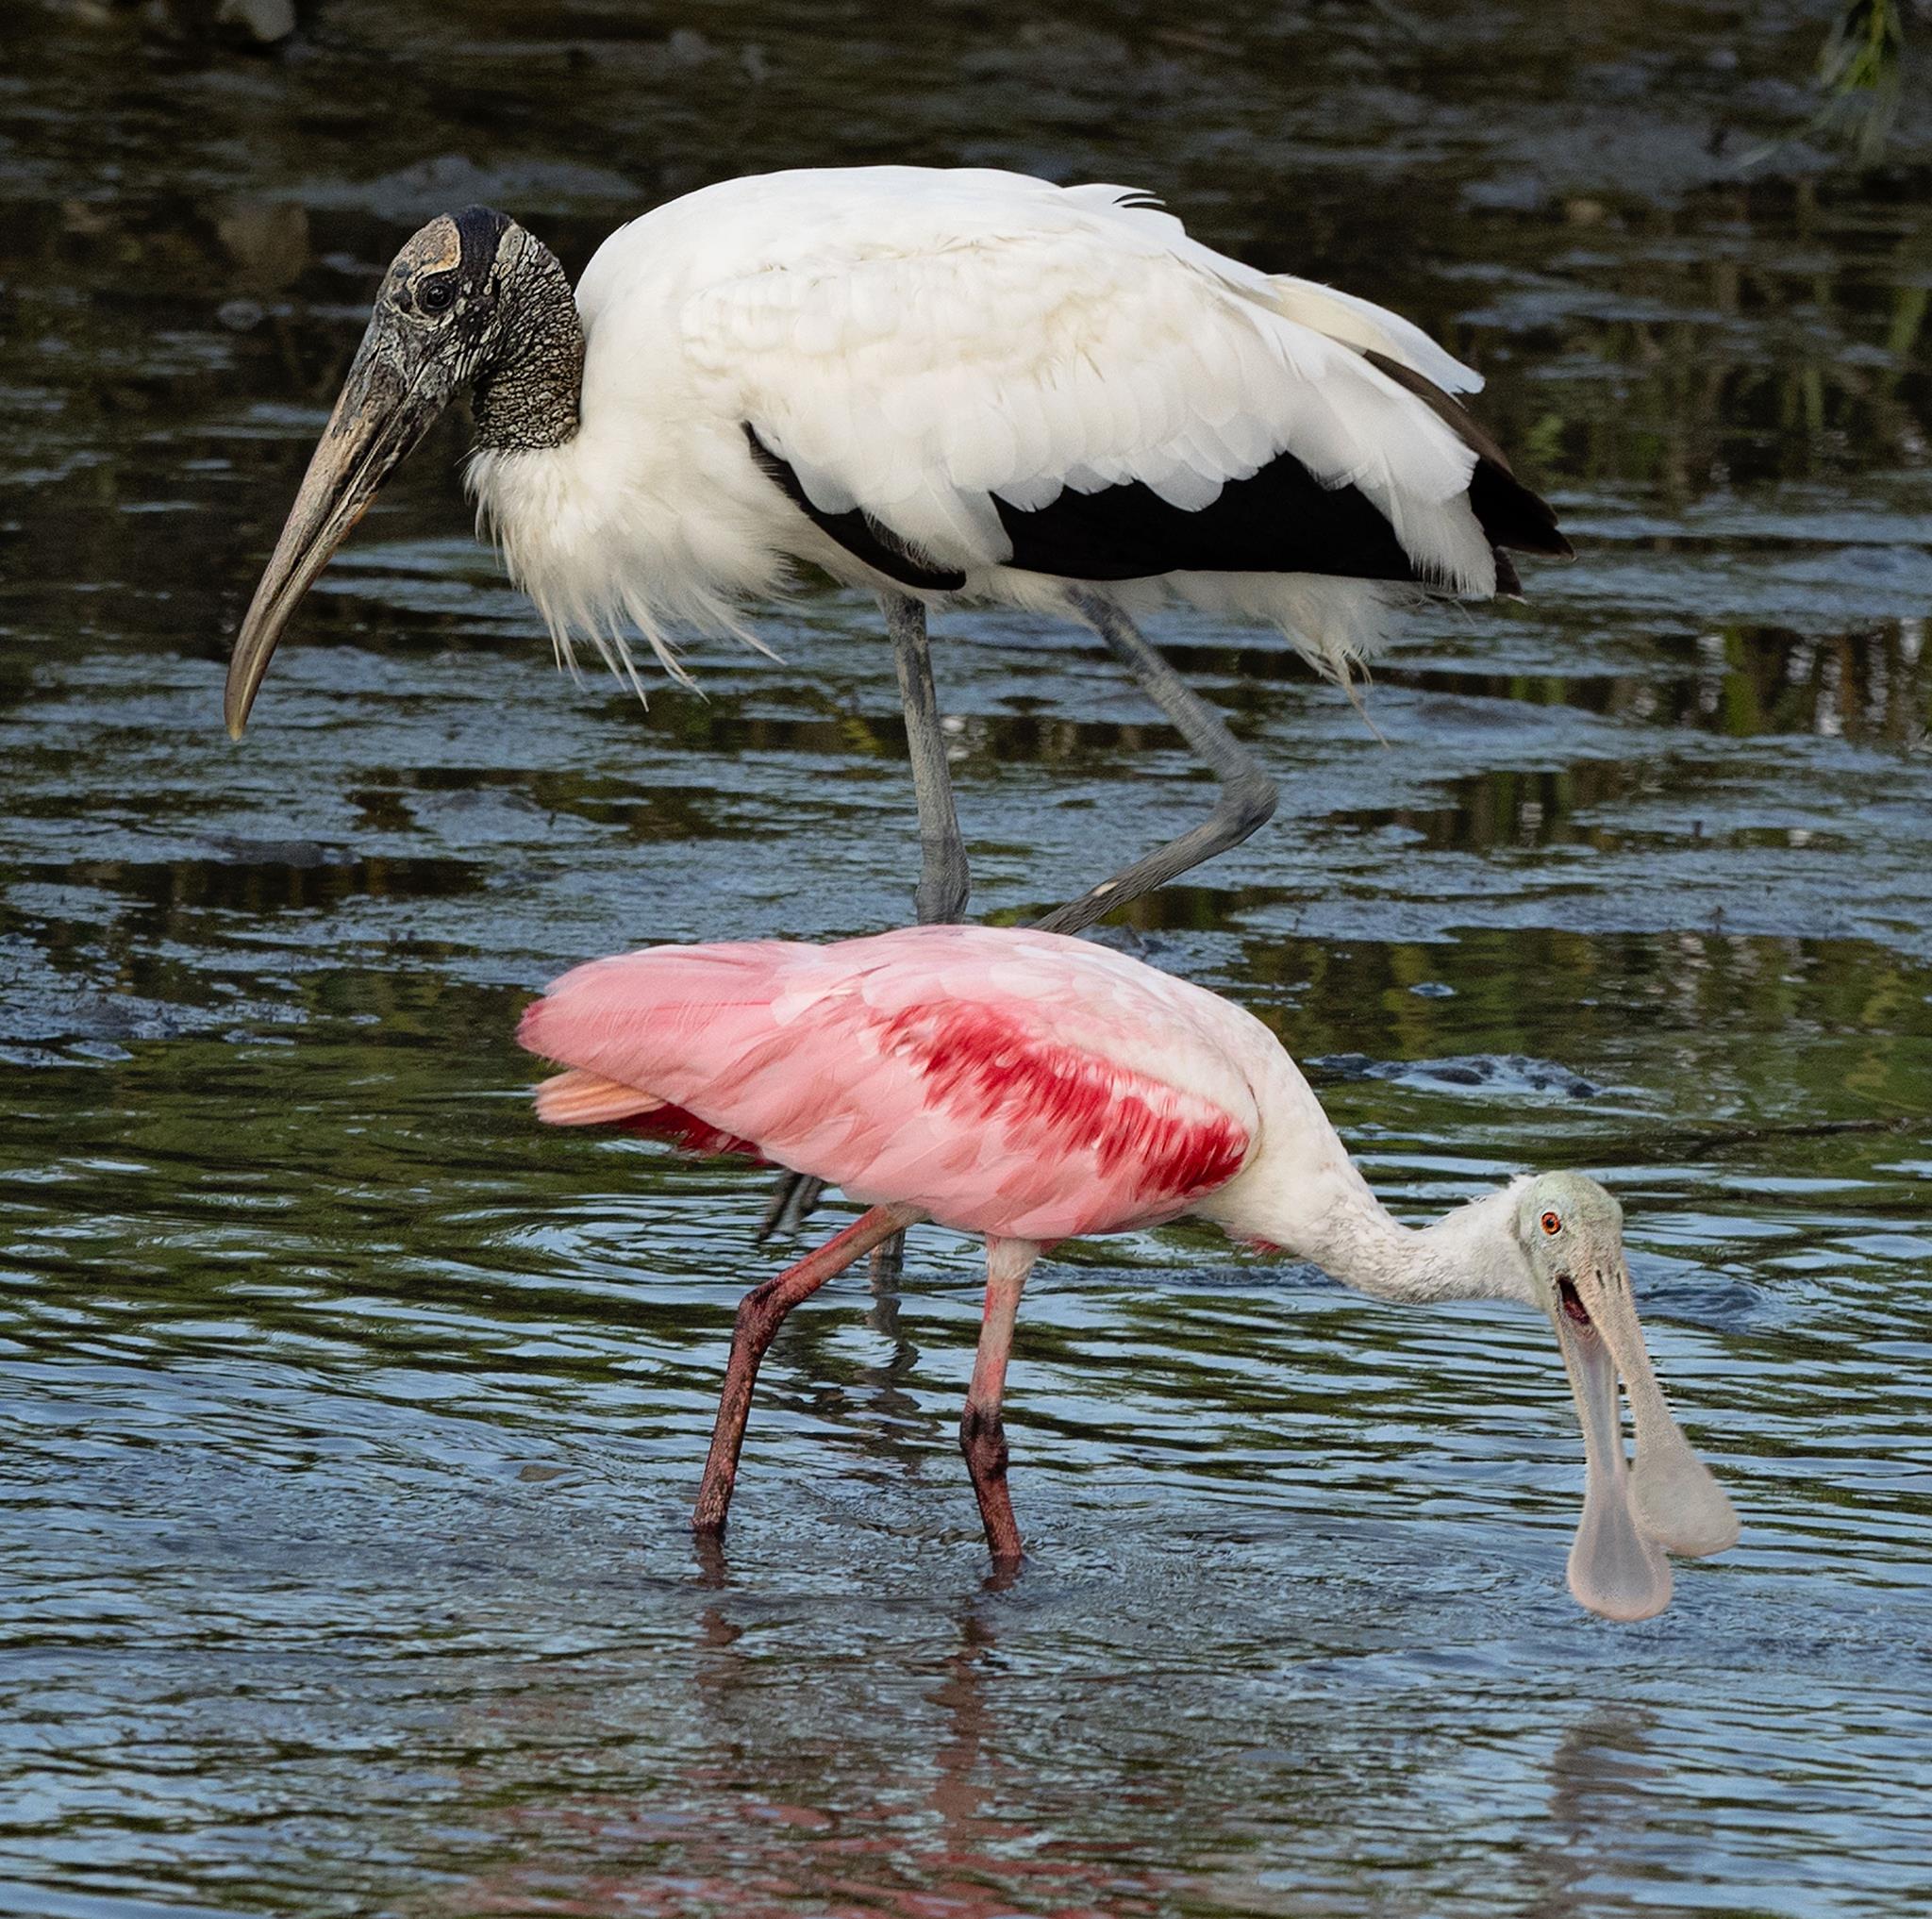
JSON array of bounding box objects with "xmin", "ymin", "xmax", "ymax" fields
[
  {"xmin": 518, "ymin": 924, "xmax": 1736, "ymax": 1622},
  {"xmin": 224, "ymin": 168, "xmax": 1570, "ymax": 937}
]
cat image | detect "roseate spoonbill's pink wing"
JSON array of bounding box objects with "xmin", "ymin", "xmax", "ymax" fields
[{"xmin": 518, "ymin": 924, "xmax": 1262, "ymax": 1242}]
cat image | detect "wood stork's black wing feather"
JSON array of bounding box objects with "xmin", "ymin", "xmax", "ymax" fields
[
  {"xmin": 747, "ymin": 357, "xmax": 1569, "ymax": 592},
  {"xmin": 743, "ymin": 426, "xmax": 966, "ymax": 591},
  {"xmin": 750, "ymin": 428, "xmax": 1427, "ymax": 588},
  {"xmin": 991, "ymin": 456, "xmax": 1423, "ymax": 584}
]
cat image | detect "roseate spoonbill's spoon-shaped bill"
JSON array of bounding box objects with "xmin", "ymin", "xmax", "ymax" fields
[
  {"xmin": 517, "ymin": 925, "xmax": 1736, "ymax": 1622},
  {"xmin": 223, "ymin": 169, "xmax": 1570, "ymax": 944}
]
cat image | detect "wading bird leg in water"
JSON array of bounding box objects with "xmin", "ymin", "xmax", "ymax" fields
[
  {"xmin": 693, "ymin": 1202, "xmax": 924, "ymax": 1537},
  {"xmin": 1033, "ymin": 590, "xmax": 1278, "ymax": 938},
  {"xmin": 868, "ymin": 591, "xmax": 968, "ymax": 1279},
  {"xmin": 888, "ymin": 590, "xmax": 972, "ymax": 928},
  {"xmin": 758, "ymin": 591, "xmax": 968, "ymax": 1272},
  {"xmin": 961, "ymin": 1237, "xmax": 1039, "ymax": 1564}
]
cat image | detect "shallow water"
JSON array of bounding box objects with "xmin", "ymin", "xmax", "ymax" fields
[{"xmin": 4, "ymin": 3, "xmax": 1931, "ymax": 1915}]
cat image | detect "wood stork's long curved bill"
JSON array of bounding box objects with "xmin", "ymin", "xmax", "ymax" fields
[
  {"xmin": 224, "ymin": 315, "xmax": 454, "ymax": 739},
  {"xmin": 224, "ymin": 206, "xmax": 541, "ymax": 738},
  {"xmin": 1545, "ymin": 1208, "xmax": 1738, "ymax": 1621}
]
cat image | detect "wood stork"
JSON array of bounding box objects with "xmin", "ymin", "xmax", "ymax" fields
[
  {"xmin": 518, "ymin": 922, "xmax": 1736, "ymax": 1619},
  {"xmin": 224, "ymin": 166, "xmax": 1571, "ymax": 942}
]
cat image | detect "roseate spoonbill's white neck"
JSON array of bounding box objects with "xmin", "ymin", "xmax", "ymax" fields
[
  {"xmin": 222, "ymin": 167, "xmax": 1569, "ymax": 944},
  {"xmin": 518, "ymin": 924, "xmax": 1736, "ymax": 1622}
]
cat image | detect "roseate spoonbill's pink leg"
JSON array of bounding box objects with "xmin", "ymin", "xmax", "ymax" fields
[
  {"xmin": 959, "ymin": 1237, "xmax": 1041, "ymax": 1565},
  {"xmin": 693, "ymin": 1200, "xmax": 924, "ymax": 1538}
]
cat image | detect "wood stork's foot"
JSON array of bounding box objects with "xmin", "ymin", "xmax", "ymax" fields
[
  {"xmin": 694, "ymin": 1203, "xmax": 922, "ymax": 1537},
  {"xmin": 756, "ymin": 1170, "xmax": 825, "ymax": 1243},
  {"xmin": 1033, "ymin": 592, "xmax": 1277, "ymax": 937}
]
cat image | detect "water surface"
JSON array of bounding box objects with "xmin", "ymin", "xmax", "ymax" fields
[{"xmin": 3, "ymin": 4, "xmax": 1931, "ymax": 1915}]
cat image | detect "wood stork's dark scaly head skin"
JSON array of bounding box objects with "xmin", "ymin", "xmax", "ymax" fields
[
  {"xmin": 224, "ymin": 205, "xmax": 582, "ymax": 738},
  {"xmin": 1515, "ymin": 1172, "xmax": 1739, "ymax": 1621}
]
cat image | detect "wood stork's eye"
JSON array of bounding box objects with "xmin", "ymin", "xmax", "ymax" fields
[
  {"xmin": 418, "ymin": 276, "xmax": 457, "ymax": 314},
  {"xmin": 1541, "ymin": 1210, "xmax": 1563, "ymax": 1236}
]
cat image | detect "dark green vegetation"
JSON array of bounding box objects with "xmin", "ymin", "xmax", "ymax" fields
[
  {"xmin": 1816, "ymin": 0, "xmax": 1917, "ymax": 158},
  {"xmin": 3, "ymin": 3, "xmax": 1930, "ymax": 1915}
]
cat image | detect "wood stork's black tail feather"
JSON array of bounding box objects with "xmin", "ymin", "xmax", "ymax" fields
[
  {"xmin": 1363, "ymin": 351, "xmax": 1574, "ymax": 561},
  {"xmin": 1469, "ymin": 459, "xmax": 1573, "ymax": 559}
]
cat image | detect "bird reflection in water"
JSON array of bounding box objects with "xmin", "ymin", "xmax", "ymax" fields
[
  {"xmin": 432, "ymin": 1561, "xmax": 1181, "ymax": 1917},
  {"xmin": 1519, "ymin": 1710, "xmax": 1678, "ymax": 1919}
]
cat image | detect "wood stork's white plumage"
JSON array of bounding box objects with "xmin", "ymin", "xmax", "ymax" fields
[
  {"xmin": 466, "ymin": 167, "xmax": 1541, "ymax": 691},
  {"xmin": 225, "ymin": 166, "xmax": 1569, "ymax": 950}
]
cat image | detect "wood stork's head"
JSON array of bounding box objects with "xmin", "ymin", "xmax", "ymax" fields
[
  {"xmin": 225, "ymin": 205, "xmax": 580, "ymax": 738},
  {"xmin": 1513, "ymin": 1172, "xmax": 1739, "ymax": 1620}
]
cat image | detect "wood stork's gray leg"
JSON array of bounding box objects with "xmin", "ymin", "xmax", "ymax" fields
[
  {"xmin": 758, "ymin": 591, "xmax": 970, "ymax": 1261},
  {"xmin": 886, "ymin": 590, "xmax": 972, "ymax": 926},
  {"xmin": 1031, "ymin": 590, "xmax": 1277, "ymax": 938},
  {"xmin": 757, "ymin": 1166, "xmax": 824, "ymax": 1243}
]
